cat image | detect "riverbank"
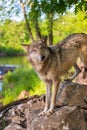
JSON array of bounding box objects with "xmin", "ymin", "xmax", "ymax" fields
[
  {"xmin": 0, "ymin": 52, "xmax": 26, "ymax": 57},
  {"xmin": 0, "ymin": 45, "xmax": 26, "ymax": 57}
]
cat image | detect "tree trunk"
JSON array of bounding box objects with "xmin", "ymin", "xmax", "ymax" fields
[
  {"xmin": 20, "ymin": 0, "xmax": 34, "ymax": 41},
  {"xmin": 34, "ymin": 18, "xmax": 42, "ymax": 40},
  {"xmin": 47, "ymin": 13, "xmax": 53, "ymax": 46}
]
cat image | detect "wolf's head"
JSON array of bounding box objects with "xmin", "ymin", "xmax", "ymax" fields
[{"xmin": 23, "ymin": 36, "xmax": 51, "ymax": 66}]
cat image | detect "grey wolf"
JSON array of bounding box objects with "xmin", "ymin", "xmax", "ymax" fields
[{"xmin": 23, "ymin": 33, "xmax": 87, "ymax": 116}]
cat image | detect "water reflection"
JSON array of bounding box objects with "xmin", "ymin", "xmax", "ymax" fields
[{"xmin": 0, "ymin": 56, "xmax": 28, "ymax": 66}]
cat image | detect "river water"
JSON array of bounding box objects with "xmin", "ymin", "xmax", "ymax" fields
[{"xmin": 0, "ymin": 56, "xmax": 28, "ymax": 92}]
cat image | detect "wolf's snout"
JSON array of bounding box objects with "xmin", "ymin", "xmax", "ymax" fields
[{"xmin": 38, "ymin": 55, "xmax": 45, "ymax": 61}]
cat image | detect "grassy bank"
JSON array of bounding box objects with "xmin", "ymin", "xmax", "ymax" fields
[{"xmin": 1, "ymin": 67, "xmax": 45, "ymax": 105}]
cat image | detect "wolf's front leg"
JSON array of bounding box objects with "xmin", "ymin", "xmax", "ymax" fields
[
  {"xmin": 38, "ymin": 80, "xmax": 52, "ymax": 116},
  {"xmin": 46, "ymin": 78, "xmax": 60, "ymax": 116}
]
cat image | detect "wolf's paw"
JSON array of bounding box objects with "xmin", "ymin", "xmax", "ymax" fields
[
  {"xmin": 38, "ymin": 110, "xmax": 46, "ymax": 116},
  {"xmin": 45, "ymin": 109, "xmax": 54, "ymax": 116},
  {"xmin": 38, "ymin": 109, "xmax": 54, "ymax": 116}
]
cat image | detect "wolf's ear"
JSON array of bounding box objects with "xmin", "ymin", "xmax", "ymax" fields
[
  {"xmin": 21, "ymin": 44, "xmax": 30, "ymax": 52},
  {"xmin": 42, "ymin": 35, "xmax": 47, "ymax": 44}
]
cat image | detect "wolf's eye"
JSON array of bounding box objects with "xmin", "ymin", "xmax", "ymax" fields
[
  {"xmin": 33, "ymin": 49, "xmax": 36, "ymax": 52},
  {"xmin": 40, "ymin": 46, "xmax": 44, "ymax": 50}
]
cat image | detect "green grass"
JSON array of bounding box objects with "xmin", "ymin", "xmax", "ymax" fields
[{"xmin": 2, "ymin": 67, "xmax": 45, "ymax": 105}]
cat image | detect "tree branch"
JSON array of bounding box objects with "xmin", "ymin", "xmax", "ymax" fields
[{"xmin": 20, "ymin": 0, "xmax": 34, "ymax": 41}]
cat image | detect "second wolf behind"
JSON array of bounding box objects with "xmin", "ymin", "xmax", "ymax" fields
[{"xmin": 25, "ymin": 33, "xmax": 87, "ymax": 116}]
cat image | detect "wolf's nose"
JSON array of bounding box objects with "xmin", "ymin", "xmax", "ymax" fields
[{"xmin": 40, "ymin": 55, "xmax": 45, "ymax": 61}]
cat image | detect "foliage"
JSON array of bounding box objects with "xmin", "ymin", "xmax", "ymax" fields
[
  {"xmin": 0, "ymin": 0, "xmax": 87, "ymax": 45},
  {"xmin": 0, "ymin": 19, "xmax": 28, "ymax": 55},
  {"xmin": 53, "ymin": 11, "xmax": 87, "ymax": 43},
  {"xmin": 0, "ymin": 11, "xmax": 87, "ymax": 55},
  {"xmin": 2, "ymin": 67, "xmax": 45, "ymax": 104},
  {"xmin": 0, "ymin": 19, "xmax": 29, "ymax": 44}
]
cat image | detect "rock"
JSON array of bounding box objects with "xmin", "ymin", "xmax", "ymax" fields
[
  {"xmin": 0, "ymin": 95, "xmax": 45, "ymax": 130},
  {"xmin": 0, "ymin": 82, "xmax": 87, "ymax": 130},
  {"xmin": 76, "ymin": 62, "xmax": 87, "ymax": 84},
  {"xmin": 27, "ymin": 106, "xmax": 86, "ymax": 130},
  {"xmin": 26, "ymin": 81, "xmax": 87, "ymax": 130},
  {"xmin": 4, "ymin": 123, "xmax": 26, "ymax": 130},
  {"xmin": 57, "ymin": 81, "xmax": 87, "ymax": 108}
]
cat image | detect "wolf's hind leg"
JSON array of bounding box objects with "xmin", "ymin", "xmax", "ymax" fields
[
  {"xmin": 82, "ymin": 67, "xmax": 87, "ymax": 79},
  {"xmin": 65, "ymin": 63, "xmax": 81, "ymax": 81},
  {"xmin": 70, "ymin": 63, "xmax": 81, "ymax": 80}
]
